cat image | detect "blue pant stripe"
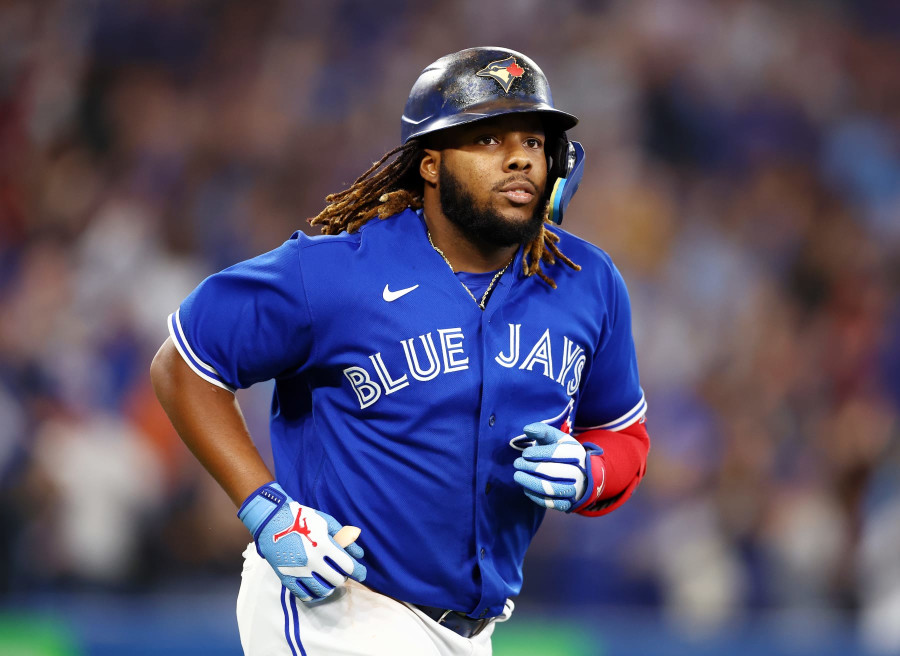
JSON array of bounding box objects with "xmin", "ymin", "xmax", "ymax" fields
[
  {"xmin": 289, "ymin": 592, "xmax": 307, "ymax": 656},
  {"xmin": 281, "ymin": 587, "xmax": 299, "ymax": 656}
]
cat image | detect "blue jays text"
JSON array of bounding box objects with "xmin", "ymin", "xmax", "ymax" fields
[{"xmin": 343, "ymin": 324, "xmax": 586, "ymax": 409}]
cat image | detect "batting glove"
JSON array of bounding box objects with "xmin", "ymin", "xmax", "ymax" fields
[
  {"xmin": 238, "ymin": 482, "xmax": 366, "ymax": 602},
  {"xmin": 513, "ymin": 423, "xmax": 602, "ymax": 512}
]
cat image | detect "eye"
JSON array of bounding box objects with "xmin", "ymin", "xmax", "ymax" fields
[
  {"xmin": 475, "ymin": 135, "xmax": 499, "ymax": 145},
  {"xmin": 525, "ymin": 137, "xmax": 543, "ymax": 149}
]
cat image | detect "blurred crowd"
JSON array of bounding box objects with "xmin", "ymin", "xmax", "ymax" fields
[{"xmin": 1, "ymin": 0, "xmax": 898, "ymax": 652}]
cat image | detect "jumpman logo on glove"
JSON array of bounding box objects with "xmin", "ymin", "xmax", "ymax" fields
[
  {"xmin": 238, "ymin": 482, "xmax": 366, "ymax": 602},
  {"xmin": 272, "ymin": 509, "xmax": 317, "ymax": 546}
]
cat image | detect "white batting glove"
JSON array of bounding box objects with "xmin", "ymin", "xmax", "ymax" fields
[
  {"xmin": 238, "ymin": 482, "xmax": 366, "ymax": 602},
  {"xmin": 513, "ymin": 423, "xmax": 596, "ymax": 512}
]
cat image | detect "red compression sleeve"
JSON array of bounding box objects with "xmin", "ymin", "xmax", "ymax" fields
[{"xmin": 573, "ymin": 419, "xmax": 650, "ymax": 517}]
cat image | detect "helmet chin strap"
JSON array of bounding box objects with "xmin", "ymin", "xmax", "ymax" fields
[{"xmin": 548, "ymin": 141, "xmax": 585, "ymax": 225}]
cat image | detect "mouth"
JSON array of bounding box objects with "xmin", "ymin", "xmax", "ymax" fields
[{"xmin": 497, "ymin": 180, "xmax": 537, "ymax": 206}]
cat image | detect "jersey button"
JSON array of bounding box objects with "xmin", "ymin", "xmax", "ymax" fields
[
  {"xmin": 485, "ymin": 482, "xmax": 492, "ymax": 494},
  {"xmin": 489, "ymin": 414, "xmax": 496, "ymax": 426},
  {"xmin": 480, "ymin": 548, "xmax": 486, "ymax": 560}
]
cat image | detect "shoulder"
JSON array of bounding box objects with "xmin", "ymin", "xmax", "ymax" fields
[
  {"xmin": 293, "ymin": 208, "xmax": 418, "ymax": 255},
  {"xmin": 284, "ymin": 227, "xmax": 363, "ymax": 277},
  {"xmin": 291, "ymin": 228, "xmax": 361, "ymax": 254},
  {"xmin": 543, "ymin": 224, "xmax": 624, "ymax": 290},
  {"xmin": 211, "ymin": 230, "xmax": 362, "ymax": 283},
  {"xmin": 289, "ymin": 209, "xmax": 422, "ymax": 295}
]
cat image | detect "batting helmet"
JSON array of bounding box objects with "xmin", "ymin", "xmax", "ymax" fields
[
  {"xmin": 401, "ymin": 46, "xmax": 578, "ymax": 144},
  {"xmin": 401, "ymin": 47, "xmax": 585, "ymax": 225}
]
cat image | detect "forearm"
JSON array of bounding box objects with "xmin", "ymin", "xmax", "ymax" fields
[
  {"xmin": 574, "ymin": 420, "xmax": 650, "ymax": 516},
  {"xmin": 150, "ymin": 336, "xmax": 273, "ymax": 507}
]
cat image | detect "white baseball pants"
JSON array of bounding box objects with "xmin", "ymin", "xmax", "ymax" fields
[{"xmin": 236, "ymin": 543, "xmax": 512, "ymax": 656}]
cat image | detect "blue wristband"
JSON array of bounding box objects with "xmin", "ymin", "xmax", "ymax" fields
[
  {"xmin": 237, "ymin": 481, "xmax": 287, "ymax": 540},
  {"xmin": 570, "ymin": 444, "xmax": 604, "ymax": 513}
]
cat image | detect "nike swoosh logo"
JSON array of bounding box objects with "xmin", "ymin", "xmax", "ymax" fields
[{"xmin": 383, "ymin": 284, "xmax": 419, "ymax": 302}]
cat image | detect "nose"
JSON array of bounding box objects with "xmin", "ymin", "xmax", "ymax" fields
[{"xmin": 503, "ymin": 142, "xmax": 533, "ymax": 172}]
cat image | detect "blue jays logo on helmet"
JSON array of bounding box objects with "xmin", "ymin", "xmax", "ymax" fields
[{"xmin": 476, "ymin": 56, "xmax": 525, "ymax": 93}]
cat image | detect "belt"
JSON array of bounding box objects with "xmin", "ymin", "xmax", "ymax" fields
[{"xmin": 412, "ymin": 604, "xmax": 493, "ymax": 638}]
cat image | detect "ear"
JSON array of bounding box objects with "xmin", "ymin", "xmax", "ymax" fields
[{"xmin": 420, "ymin": 149, "xmax": 440, "ymax": 186}]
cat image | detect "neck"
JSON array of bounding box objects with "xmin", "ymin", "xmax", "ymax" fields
[{"xmin": 422, "ymin": 198, "xmax": 518, "ymax": 273}]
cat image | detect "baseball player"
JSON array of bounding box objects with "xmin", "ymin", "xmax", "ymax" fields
[{"xmin": 151, "ymin": 47, "xmax": 650, "ymax": 656}]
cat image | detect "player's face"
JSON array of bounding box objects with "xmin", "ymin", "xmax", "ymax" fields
[{"xmin": 434, "ymin": 115, "xmax": 549, "ymax": 248}]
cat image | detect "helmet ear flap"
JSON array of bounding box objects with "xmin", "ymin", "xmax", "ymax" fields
[
  {"xmin": 546, "ymin": 133, "xmax": 570, "ymax": 182},
  {"xmin": 546, "ymin": 136, "xmax": 585, "ymax": 225}
]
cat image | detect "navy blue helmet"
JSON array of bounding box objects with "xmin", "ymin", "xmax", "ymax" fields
[{"xmin": 401, "ymin": 47, "xmax": 578, "ymax": 144}]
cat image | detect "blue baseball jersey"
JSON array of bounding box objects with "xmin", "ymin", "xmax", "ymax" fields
[{"xmin": 168, "ymin": 208, "xmax": 645, "ymax": 619}]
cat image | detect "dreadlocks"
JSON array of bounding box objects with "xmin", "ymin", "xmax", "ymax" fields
[
  {"xmin": 309, "ymin": 142, "xmax": 424, "ymax": 236},
  {"xmin": 308, "ymin": 141, "xmax": 581, "ymax": 288}
]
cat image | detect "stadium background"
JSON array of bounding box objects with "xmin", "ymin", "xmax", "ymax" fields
[{"xmin": 1, "ymin": 1, "xmax": 899, "ymax": 654}]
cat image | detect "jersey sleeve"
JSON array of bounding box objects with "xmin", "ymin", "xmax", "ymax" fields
[
  {"xmin": 167, "ymin": 235, "xmax": 313, "ymax": 391},
  {"xmin": 574, "ymin": 260, "xmax": 646, "ymax": 432}
]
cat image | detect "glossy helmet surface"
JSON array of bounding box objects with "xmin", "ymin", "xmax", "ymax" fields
[{"xmin": 401, "ymin": 46, "xmax": 578, "ymax": 144}]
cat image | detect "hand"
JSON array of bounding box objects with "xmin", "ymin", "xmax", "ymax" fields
[
  {"xmin": 513, "ymin": 423, "xmax": 590, "ymax": 512},
  {"xmin": 238, "ymin": 482, "xmax": 366, "ymax": 601}
]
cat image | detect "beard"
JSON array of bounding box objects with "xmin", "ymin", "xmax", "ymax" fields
[{"xmin": 438, "ymin": 166, "xmax": 549, "ymax": 249}]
